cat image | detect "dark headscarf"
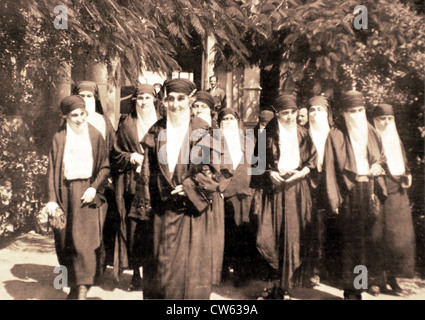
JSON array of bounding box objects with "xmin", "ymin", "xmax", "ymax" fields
[
  {"xmin": 308, "ymin": 96, "xmax": 329, "ymax": 109},
  {"xmin": 163, "ymin": 78, "xmax": 197, "ymax": 96},
  {"xmin": 132, "ymin": 84, "xmax": 156, "ymax": 98},
  {"xmin": 340, "ymin": 90, "xmax": 365, "ymax": 110},
  {"xmin": 73, "ymin": 80, "xmax": 104, "ymax": 114},
  {"xmin": 259, "ymin": 110, "xmax": 275, "ymax": 123},
  {"xmin": 60, "ymin": 95, "xmax": 86, "ymax": 115},
  {"xmin": 372, "ymin": 104, "xmax": 394, "ymax": 118},
  {"xmin": 308, "ymin": 95, "xmax": 334, "ymax": 127},
  {"xmin": 273, "ymin": 94, "xmax": 297, "ymax": 112},
  {"xmin": 194, "ymin": 91, "xmax": 215, "ymax": 110},
  {"xmin": 217, "ymin": 108, "xmax": 240, "ymax": 125}
]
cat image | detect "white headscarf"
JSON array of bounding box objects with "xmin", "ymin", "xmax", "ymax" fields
[
  {"xmin": 277, "ymin": 120, "xmax": 300, "ymax": 174},
  {"xmin": 344, "ymin": 110, "xmax": 369, "ymax": 175},
  {"xmin": 374, "ymin": 118, "xmax": 405, "ymax": 175},
  {"xmin": 309, "ymin": 108, "xmax": 330, "ymax": 172}
]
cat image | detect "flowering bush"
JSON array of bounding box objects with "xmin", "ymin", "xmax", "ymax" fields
[{"xmin": 0, "ymin": 111, "xmax": 49, "ymax": 239}]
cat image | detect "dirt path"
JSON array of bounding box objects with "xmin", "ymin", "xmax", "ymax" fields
[{"xmin": 0, "ymin": 232, "xmax": 424, "ymax": 300}]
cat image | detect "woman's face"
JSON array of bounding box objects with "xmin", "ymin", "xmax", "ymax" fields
[
  {"xmin": 66, "ymin": 107, "xmax": 88, "ymax": 131},
  {"xmin": 136, "ymin": 93, "xmax": 155, "ymax": 109},
  {"xmin": 78, "ymin": 90, "xmax": 96, "ymax": 115},
  {"xmin": 165, "ymin": 92, "xmax": 190, "ymax": 114},
  {"xmin": 192, "ymin": 101, "xmax": 211, "ymax": 117},
  {"xmin": 374, "ymin": 115, "xmax": 394, "ymax": 131},
  {"xmin": 309, "ymin": 105, "xmax": 328, "ymax": 122},
  {"xmin": 346, "ymin": 106, "xmax": 365, "ymax": 115},
  {"xmin": 220, "ymin": 114, "xmax": 238, "ymax": 130},
  {"xmin": 277, "ymin": 108, "xmax": 297, "ymax": 126}
]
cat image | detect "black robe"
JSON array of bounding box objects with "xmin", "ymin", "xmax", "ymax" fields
[
  {"xmin": 142, "ymin": 116, "xmax": 224, "ymax": 299},
  {"xmin": 323, "ymin": 123, "xmax": 388, "ymax": 290},
  {"xmin": 256, "ymin": 118, "xmax": 317, "ymax": 289},
  {"xmin": 382, "ymin": 139, "xmax": 415, "ymax": 278},
  {"xmin": 47, "ymin": 124, "xmax": 110, "ymax": 286},
  {"xmin": 109, "ymin": 109, "xmax": 160, "ymax": 278}
]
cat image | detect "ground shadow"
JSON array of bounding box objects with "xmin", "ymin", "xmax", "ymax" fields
[
  {"xmin": 6, "ymin": 233, "xmax": 56, "ymax": 254},
  {"xmin": 5, "ymin": 264, "xmax": 67, "ymax": 300}
]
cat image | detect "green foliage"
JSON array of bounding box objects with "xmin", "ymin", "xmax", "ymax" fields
[
  {"xmin": 246, "ymin": 0, "xmax": 424, "ymax": 109},
  {"xmin": 0, "ymin": 112, "xmax": 49, "ymax": 238}
]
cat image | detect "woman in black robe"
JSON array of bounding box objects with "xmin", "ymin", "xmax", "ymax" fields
[
  {"xmin": 73, "ymin": 80, "xmax": 116, "ymax": 281},
  {"xmin": 372, "ymin": 104, "xmax": 416, "ymax": 293},
  {"xmin": 46, "ymin": 95, "xmax": 110, "ymax": 299},
  {"xmin": 110, "ymin": 84, "xmax": 160, "ymax": 290},
  {"xmin": 217, "ymin": 108, "xmax": 255, "ymax": 283},
  {"xmin": 256, "ymin": 94, "xmax": 317, "ymax": 298}
]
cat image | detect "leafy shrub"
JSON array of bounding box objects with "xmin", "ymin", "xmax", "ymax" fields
[{"xmin": 0, "ymin": 111, "xmax": 48, "ymax": 239}]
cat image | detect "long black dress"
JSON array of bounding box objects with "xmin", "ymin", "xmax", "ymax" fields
[
  {"xmin": 256, "ymin": 118, "xmax": 317, "ymax": 290},
  {"xmin": 142, "ymin": 116, "xmax": 225, "ymax": 299}
]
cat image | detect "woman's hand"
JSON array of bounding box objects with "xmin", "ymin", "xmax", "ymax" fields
[
  {"xmin": 171, "ymin": 184, "xmax": 186, "ymax": 196},
  {"xmin": 81, "ymin": 187, "xmax": 97, "ymax": 204},
  {"xmin": 401, "ymin": 174, "xmax": 412, "ymax": 189},
  {"xmin": 285, "ymin": 167, "xmax": 310, "ymax": 183},
  {"xmin": 130, "ymin": 152, "xmax": 144, "ymax": 167},
  {"xmin": 369, "ymin": 163, "xmax": 384, "ymax": 176},
  {"xmin": 46, "ymin": 201, "xmax": 59, "ymax": 217},
  {"xmin": 270, "ymin": 171, "xmax": 285, "ymax": 186}
]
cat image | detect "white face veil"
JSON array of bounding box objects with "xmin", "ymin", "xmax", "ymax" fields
[
  {"xmin": 374, "ymin": 117, "xmax": 405, "ymax": 175},
  {"xmin": 309, "ymin": 106, "xmax": 330, "ymax": 172},
  {"xmin": 136, "ymin": 96, "xmax": 158, "ymax": 142},
  {"xmin": 221, "ymin": 119, "xmax": 243, "ymax": 170},
  {"xmin": 277, "ymin": 119, "xmax": 300, "ymax": 174},
  {"xmin": 344, "ymin": 108, "xmax": 369, "ymax": 175},
  {"xmin": 80, "ymin": 95, "xmax": 106, "ymax": 139}
]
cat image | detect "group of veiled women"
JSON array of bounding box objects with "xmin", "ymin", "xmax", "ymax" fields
[{"xmin": 46, "ymin": 78, "xmax": 416, "ymax": 300}]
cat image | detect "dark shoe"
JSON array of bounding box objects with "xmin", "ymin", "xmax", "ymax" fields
[
  {"xmin": 77, "ymin": 285, "xmax": 88, "ymax": 300},
  {"xmin": 67, "ymin": 287, "xmax": 78, "ymax": 300},
  {"xmin": 128, "ymin": 275, "xmax": 143, "ymax": 291},
  {"xmin": 344, "ymin": 290, "xmax": 362, "ymax": 300},
  {"xmin": 387, "ymin": 277, "xmax": 403, "ymax": 293},
  {"xmin": 276, "ymin": 287, "xmax": 291, "ymax": 300}
]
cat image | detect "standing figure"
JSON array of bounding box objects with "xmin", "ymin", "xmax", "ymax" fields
[
  {"xmin": 372, "ymin": 103, "xmax": 416, "ymax": 293},
  {"xmin": 306, "ymin": 95, "xmax": 333, "ymax": 285},
  {"xmin": 192, "ymin": 91, "xmax": 226, "ymax": 285},
  {"xmin": 142, "ymin": 78, "xmax": 226, "ymax": 299},
  {"xmin": 207, "ymin": 75, "xmax": 226, "ymax": 115},
  {"xmin": 73, "ymin": 80, "xmax": 116, "ymax": 279},
  {"xmin": 217, "ymin": 108, "xmax": 254, "ymax": 284},
  {"xmin": 46, "ymin": 95, "xmax": 110, "ymax": 300},
  {"xmin": 110, "ymin": 84, "xmax": 160, "ymax": 290},
  {"xmin": 324, "ymin": 90, "xmax": 387, "ymax": 299},
  {"xmin": 256, "ymin": 94, "xmax": 317, "ymax": 299},
  {"xmin": 251, "ymin": 109, "xmax": 275, "ymax": 217}
]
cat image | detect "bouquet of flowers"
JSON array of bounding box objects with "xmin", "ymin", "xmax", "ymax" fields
[{"xmin": 37, "ymin": 205, "xmax": 66, "ymax": 232}]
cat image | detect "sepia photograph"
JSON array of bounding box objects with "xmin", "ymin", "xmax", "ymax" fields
[{"xmin": 0, "ymin": 0, "xmax": 424, "ymax": 307}]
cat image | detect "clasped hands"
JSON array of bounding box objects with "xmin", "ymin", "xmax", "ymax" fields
[
  {"xmin": 270, "ymin": 167, "xmax": 310, "ymax": 186},
  {"xmin": 170, "ymin": 184, "xmax": 186, "ymax": 196}
]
